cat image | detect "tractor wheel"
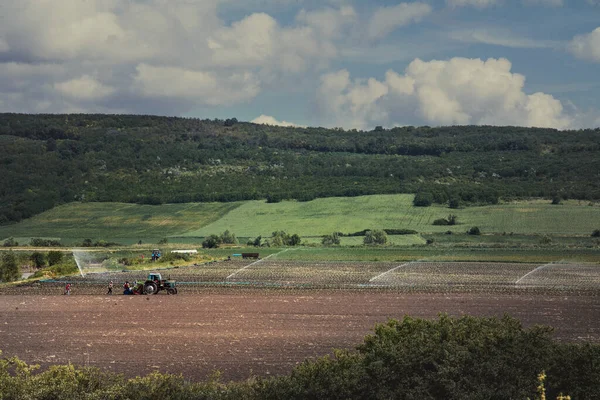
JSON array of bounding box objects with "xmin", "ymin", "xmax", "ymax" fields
[
  {"xmin": 167, "ymin": 288, "xmax": 176, "ymax": 295},
  {"xmin": 144, "ymin": 282, "xmax": 158, "ymax": 295}
]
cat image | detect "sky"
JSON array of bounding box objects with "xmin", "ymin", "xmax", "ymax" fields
[{"xmin": 0, "ymin": 0, "xmax": 599, "ymax": 130}]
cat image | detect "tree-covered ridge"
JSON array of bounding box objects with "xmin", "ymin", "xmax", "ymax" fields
[{"xmin": 1, "ymin": 113, "xmax": 599, "ymax": 224}]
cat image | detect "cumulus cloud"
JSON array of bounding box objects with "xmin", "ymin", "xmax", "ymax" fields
[
  {"xmin": 296, "ymin": 5, "xmax": 357, "ymax": 39},
  {"xmin": 251, "ymin": 115, "xmax": 303, "ymax": 127},
  {"xmin": 367, "ymin": 3, "xmax": 432, "ymax": 40},
  {"xmin": 317, "ymin": 57, "xmax": 572, "ymax": 130},
  {"xmin": 54, "ymin": 75, "xmax": 115, "ymax": 100},
  {"xmin": 133, "ymin": 64, "xmax": 260, "ymax": 106},
  {"xmin": 568, "ymin": 27, "xmax": 600, "ymax": 63},
  {"xmin": 0, "ymin": 1, "xmax": 372, "ymax": 115},
  {"xmin": 446, "ymin": 0, "xmax": 499, "ymax": 8}
]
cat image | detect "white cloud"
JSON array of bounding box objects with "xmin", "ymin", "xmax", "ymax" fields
[
  {"xmin": 133, "ymin": 64, "xmax": 260, "ymax": 106},
  {"xmin": 446, "ymin": 0, "xmax": 499, "ymax": 8},
  {"xmin": 449, "ymin": 29, "xmax": 561, "ymax": 48},
  {"xmin": 317, "ymin": 57, "xmax": 572, "ymax": 130},
  {"xmin": 0, "ymin": 38, "xmax": 9, "ymax": 53},
  {"xmin": 54, "ymin": 75, "xmax": 115, "ymax": 100},
  {"xmin": 367, "ymin": 3, "xmax": 432, "ymax": 40},
  {"xmin": 296, "ymin": 5, "xmax": 357, "ymax": 38},
  {"xmin": 251, "ymin": 115, "xmax": 303, "ymax": 127},
  {"xmin": 522, "ymin": 0, "xmax": 563, "ymax": 6},
  {"xmin": 208, "ymin": 13, "xmax": 277, "ymax": 67},
  {"xmin": 568, "ymin": 27, "xmax": 600, "ymax": 63}
]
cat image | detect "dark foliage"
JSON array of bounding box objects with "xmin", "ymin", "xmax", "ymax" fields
[
  {"xmin": 468, "ymin": 226, "xmax": 481, "ymax": 235},
  {"xmin": 1, "ymin": 315, "xmax": 599, "ymax": 399},
  {"xmin": 1, "ymin": 114, "xmax": 600, "ymax": 224}
]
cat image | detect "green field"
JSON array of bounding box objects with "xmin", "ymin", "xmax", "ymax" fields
[
  {"xmin": 1, "ymin": 195, "xmax": 599, "ymax": 245},
  {"xmin": 182, "ymin": 195, "xmax": 600, "ymax": 237},
  {"xmin": 0, "ymin": 202, "xmax": 241, "ymax": 244}
]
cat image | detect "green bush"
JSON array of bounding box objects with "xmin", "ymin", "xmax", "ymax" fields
[
  {"xmin": 202, "ymin": 234, "xmax": 222, "ymax": 249},
  {"xmin": 468, "ymin": 226, "xmax": 481, "ymax": 235},
  {"xmin": 220, "ymin": 230, "xmax": 238, "ymax": 244},
  {"xmin": 29, "ymin": 238, "xmax": 62, "ymax": 247},
  {"xmin": 47, "ymin": 251, "xmax": 63, "ymax": 266},
  {"xmin": 161, "ymin": 252, "xmax": 190, "ymax": 263},
  {"xmin": 364, "ymin": 230, "xmax": 388, "ymax": 245},
  {"xmin": 30, "ymin": 251, "xmax": 46, "ymax": 268},
  {"xmin": 413, "ymin": 192, "xmax": 433, "ymax": 207},
  {"xmin": 322, "ymin": 233, "xmax": 341, "ymax": 246},
  {"xmin": 0, "ymin": 251, "xmax": 19, "ymax": 282},
  {"xmin": 383, "ymin": 229, "xmax": 418, "ymax": 235},
  {"xmin": 2, "ymin": 237, "xmax": 18, "ymax": 247}
]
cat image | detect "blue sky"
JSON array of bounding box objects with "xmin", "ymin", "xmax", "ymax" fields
[{"xmin": 0, "ymin": 0, "xmax": 598, "ymax": 129}]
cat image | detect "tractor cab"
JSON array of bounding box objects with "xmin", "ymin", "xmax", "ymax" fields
[
  {"xmin": 148, "ymin": 272, "xmax": 162, "ymax": 282},
  {"xmin": 151, "ymin": 249, "xmax": 161, "ymax": 261}
]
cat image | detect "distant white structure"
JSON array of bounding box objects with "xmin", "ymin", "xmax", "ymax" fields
[{"xmin": 171, "ymin": 249, "xmax": 198, "ymax": 254}]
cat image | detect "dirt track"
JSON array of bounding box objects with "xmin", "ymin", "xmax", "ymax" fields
[{"xmin": 1, "ymin": 290, "xmax": 599, "ymax": 381}]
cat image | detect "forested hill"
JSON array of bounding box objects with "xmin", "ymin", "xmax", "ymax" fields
[{"xmin": 1, "ymin": 113, "xmax": 599, "ymax": 225}]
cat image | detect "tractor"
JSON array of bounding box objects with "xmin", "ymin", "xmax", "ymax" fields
[{"xmin": 143, "ymin": 272, "xmax": 177, "ymax": 295}]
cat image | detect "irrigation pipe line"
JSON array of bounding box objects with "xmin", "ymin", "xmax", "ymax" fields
[
  {"xmin": 226, "ymin": 248, "xmax": 292, "ymax": 280},
  {"xmin": 514, "ymin": 260, "xmax": 561, "ymax": 285},
  {"xmin": 369, "ymin": 259, "xmax": 427, "ymax": 283}
]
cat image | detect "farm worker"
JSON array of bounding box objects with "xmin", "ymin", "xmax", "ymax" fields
[
  {"xmin": 107, "ymin": 281, "xmax": 113, "ymax": 295},
  {"xmin": 64, "ymin": 283, "xmax": 71, "ymax": 295},
  {"xmin": 123, "ymin": 281, "xmax": 132, "ymax": 295}
]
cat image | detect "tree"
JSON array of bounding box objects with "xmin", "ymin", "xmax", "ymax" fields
[
  {"xmin": 220, "ymin": 230, "xmax": 238, "ymax": 244},
  {"xmin": 413, "ymin": 192, "xmax": 433, "ymax": 207},
  {"xmin": 158, "ymin": 238, "xmax": 168, "ymax": 244},
  {"xmin": 364, "ymin": 230, "xmax": 388, "ymax": 245},
  {"xmin": 551, "ymin": 196, "xmax": 561, "ymax": 205},
  {"xmin": 433, "ymin": 214, "xmax": 457, "ymax": 226},
  {"xmin": 539, "ymin": 235, "xmax": 552, "ymax": 245},
  {"xmin": 592, "ymin": 229, "xmax": 600, "ymax": 237},
  {"xmin": 266, "ymin": 194, "xmax": 282, "ymax": 203},
  {"xmin": 30, "ymin": 251, "xmax": 46, "ymax": 268},
  {"xmin": 269, "ymin": 231, "xmax": 300, "ymax": 246},
  {"xmin": 2, "ymin": 237, "xmax": 18, "ymax": 247},
  {"xmin": 322, "ymin": 233, "xmax": 341, "ymax": 246},
  {"xmin": 47, "ymin": 251, "xmax": 63, "ymax": 266},
  {"xmin": 448, "ymin": 198, "xmax": 460, "ymax": 209},
  {"xmin": 467, "ymin": 226, "xmax": 481, "ymax": 235},
  {"xmin": 0, "ymin": 251, "xmax": 19, "ymax": 282},
  {"xmin": 202, "ymin": 234, "xmax": 222, "ymax": 249},
  {"xmin": 252, "ymin": 236, "xmax": 262, "ymax": 247},
  {"xmin": 289, "ymin": 234, "xmax": 301, "ymax": 246}
]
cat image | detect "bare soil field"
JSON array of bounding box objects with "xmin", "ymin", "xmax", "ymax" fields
[{"xmin": 1, "ymin": 290, "xmax": 599, "ymax": 382}]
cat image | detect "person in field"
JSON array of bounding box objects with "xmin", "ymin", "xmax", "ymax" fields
[
  {"xmin": 123, "ymin": 281, "xmax": 133, "ymax": 295},
  {"xmin": 64, "ymin": 283, "xmax": 71, "ymax": 295},
  {"xmin": 107, "ymin": 281, "xmax": 113, "ymax": 295}
]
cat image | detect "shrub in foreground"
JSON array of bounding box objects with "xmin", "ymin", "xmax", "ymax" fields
[{"xmin": 0, "ymin": 315, "xmax": 599, "ymax": 399}]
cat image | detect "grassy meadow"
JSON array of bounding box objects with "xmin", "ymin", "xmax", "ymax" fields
[
  {"xmin": 0, "ymin": 202, "xmax": 241, "ymax": 245},
  {"xmin": 182, "ymin": 195, "xmax": 600, "ymax": 237},
  {"xmin": 0, "ymin": 195, "xmax": 599, "ymax": 248}
]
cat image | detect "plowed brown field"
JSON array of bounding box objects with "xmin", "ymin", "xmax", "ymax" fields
[{"xmin": 1, "ymin": 290, "xmax": 598, "ymax": 381}]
